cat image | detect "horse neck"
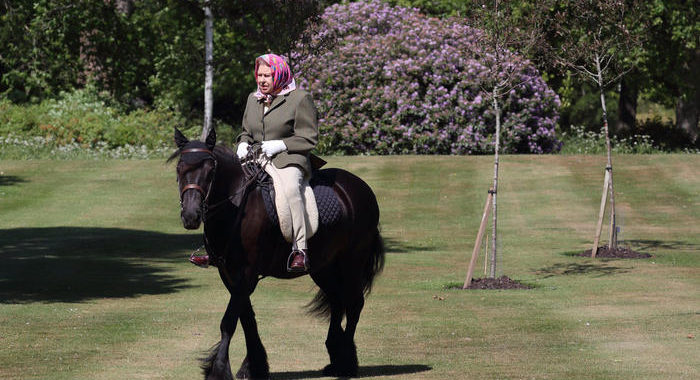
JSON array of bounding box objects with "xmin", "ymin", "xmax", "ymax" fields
[{"xmin": 211, "ymin": 148, "xmax": 245, "ymax": 201}]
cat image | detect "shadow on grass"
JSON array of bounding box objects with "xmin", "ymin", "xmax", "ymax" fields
[
  {"xmin": 535, "ymin": 262, "xmax": 631, "ymax": 278},
  {"xmin": 272, "ymin": 364, "xmax": 432, "ymax": 379},
  {"xmin": 561, "ymin": 240, "xmax": 698, "ymax": 258},
  {"xmin": 625, "ymin": 239, "xmax": 699, "ymax": 251},
  {"xmin": 0, "ymin": 227, "xmax": 200, "ymax": 304},
  {"xmin": 383, "ymin": 237, "xmax": 434, "ymax": 254},
  {"xmin": 0, "ymin": 174, "xmax": 27, "ymax": 187}
]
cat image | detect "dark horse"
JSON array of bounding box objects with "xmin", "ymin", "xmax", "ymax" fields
[{"xmin": 171, "ymin": 128, "xmax": 385, "ymax": 380}]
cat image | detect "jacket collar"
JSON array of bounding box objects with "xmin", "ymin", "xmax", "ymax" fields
[{"xmin": 260, "ymin": 93, "xmax": 288, "ymax": 116}]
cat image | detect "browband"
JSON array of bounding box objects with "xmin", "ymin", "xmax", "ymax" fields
[{"xmin": 181, "ymin": 148, "xmax": 213, "ymax": 155}]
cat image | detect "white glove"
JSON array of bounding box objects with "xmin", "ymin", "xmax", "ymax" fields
[
  {"xmin": 261, "ymin": 140, "xmax": 287, "ymax": 157},
  {"xmin": 236, "ymin": 142, "xmax": 249, "ymax": 159}
]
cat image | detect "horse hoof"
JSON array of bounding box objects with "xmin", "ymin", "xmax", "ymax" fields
[
  {"xmin": 235, "ymin": 368, "xmax": 249, "ymax": 379},
  {"xmin": 236, "ymin": 358, "xmax": 270, "ymax": 380},
  {"xmin": 322, "ymin": 363, "xmax": 357, "ymax": 377},
  {"xmin": 236, "ymin": 371, "xmax": 270, "ymax": 380}
]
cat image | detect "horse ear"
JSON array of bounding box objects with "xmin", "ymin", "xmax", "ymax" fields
[
  {"xmin": 174, "ymin": 128, "xmax": 189, "ymax": 149},
  {"xmin": 205, "ymin": 128, "xmax": 216, "ymax": 150}
]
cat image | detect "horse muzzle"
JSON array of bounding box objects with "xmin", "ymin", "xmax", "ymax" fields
[
  {"xmin": 180, "ymin": 194, "xmax": 203, "ymax": 230},
  {"xmin": 181, "ymin": 210, "xmax": 202, "ymax": 230}
]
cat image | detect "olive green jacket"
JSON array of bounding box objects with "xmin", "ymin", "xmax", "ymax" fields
[{"xmin": 236, "ymin": 89, "xmax": 319, "ymax": 175}]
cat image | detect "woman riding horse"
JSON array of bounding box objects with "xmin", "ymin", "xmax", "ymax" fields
[
  {"xmin": 190, "ymin": 53, "xmax": 316, "ymax": 272},
  {"xmin": 173, "ymin": 129, "xmax": 384, "ymax": 379}
]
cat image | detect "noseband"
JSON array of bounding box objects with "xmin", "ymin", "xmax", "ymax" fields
[{"xmin": 179, "ymin": 148, "xmax": 217, "ymax": 214}]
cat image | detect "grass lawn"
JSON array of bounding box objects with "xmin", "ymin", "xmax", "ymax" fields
[{"xmin": 0, "ymin": 155, "xmax": 698, "ymax": 379}]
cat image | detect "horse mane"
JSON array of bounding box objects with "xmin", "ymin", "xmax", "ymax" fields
[
  {"xmin": 212, "ymin": 144, "xmax": 236, "ymax": 166},
  {"xmin": 166, "ymin": 143, "xmax": 237, "ymax": 165},
  {"xmin": 166, "ymin": 148, "xmax": 183, "ymax": 163}
]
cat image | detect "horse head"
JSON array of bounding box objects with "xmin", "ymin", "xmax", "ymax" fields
[{"xmin": 173, "ymin": 128, "xmax": 217, "ymax": 230}]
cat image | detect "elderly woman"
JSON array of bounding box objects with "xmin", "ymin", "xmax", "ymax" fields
[
  {"xmin": 189, "ymin": 53, "xmax": 318, "ymax": 271},
  {"xmin": 237, "ymin": 53, "xmax": 318, "ymax": 272}
]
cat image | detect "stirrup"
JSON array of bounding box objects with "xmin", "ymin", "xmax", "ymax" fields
[
  {"xmin": 286, "ymin": 249, "xmax": 308, "ymax": 272},
  {"xmin": 189, "ymin": 246, "xmax": 209, "ymax": 268}
]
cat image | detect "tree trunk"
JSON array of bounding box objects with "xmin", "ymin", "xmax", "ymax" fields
[
  {"xmin": 596, "ymin": 54, "xmax": 617, "ymax": 250},
  {"xmin": 201, "ymin": 2, "xmax": 214, "ymax": 141},
  {"xmin": 675, "ymin": 48, "xmax": 700, "ymax": 144},
  {"xmin": 489, "ymin": 87, "xmax": 500, "ymax": 279},
  {"xmin": 113, "ymin": 0, "xmax": 134, "ymax": 17},
  {"xmin": 676, "ymin": 97, "xmax": 699, "ymax": 143},
  {"xmin": 616, "ymin": 75, "xmax": 638, "ymax": 134}
]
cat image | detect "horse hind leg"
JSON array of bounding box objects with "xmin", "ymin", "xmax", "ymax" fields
[
  {"xmin": 309, "ymin": 269, "xmax": 348, "ymax": 377},
  {"xmin": 321, "ymin": 297, "xmax": 346, "ymax": 377},
  {"xmin": 322, "ymin": 282, "xmax": 364, "ymax": 377},
  {"xmin": 337, "ymin": 292, "xmax": 364, "ymax": 377},
  {"xmin": 330, "ymin": 229, "xmax": 383, "ymax": 377}
]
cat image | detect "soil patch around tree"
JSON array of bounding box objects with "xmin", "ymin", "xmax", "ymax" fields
[
  {"xmin": 459, "ymin": 276, "xmax": 532, "ymax": 290},
  {"xmin": 580, "ymin": 245, "xmax": 651, "ymax": 259}
]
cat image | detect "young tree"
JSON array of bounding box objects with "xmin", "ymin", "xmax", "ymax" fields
[
  {"xmin": 548, "ymin": 0, "xmax": 645, "ymax": 256},
  {"xmin": 201, "ymin": 0, "xmax": 214, "ymax": 140},
  {"xmin": 468, "ymin": 0, "xmax": 548, "ymax": 280}
]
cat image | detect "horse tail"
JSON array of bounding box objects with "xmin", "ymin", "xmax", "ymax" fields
[
  {"xmin": 306, "ymin": 288, "xmax": 332, "ymax": 319},
  {"xmin": 362, "ymin": 227, "xmax": 385, "ymax": 296},
  {"xmin": 306, "ymin": 228, "xmax": 385, "ymax": 319}
]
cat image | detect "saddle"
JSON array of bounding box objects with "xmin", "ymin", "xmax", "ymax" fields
[{"xmin": 242, "ymin": 155, "xmax": 344, "ymax": 242}]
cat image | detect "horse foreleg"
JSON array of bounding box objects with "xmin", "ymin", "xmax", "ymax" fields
[
  {"xmin": 203, "ymin": 294, "xmax": 239, "ymax": 380},
  {"xmin": 235, "ymin": 295, "xmax": 269, "ymax": 379}
]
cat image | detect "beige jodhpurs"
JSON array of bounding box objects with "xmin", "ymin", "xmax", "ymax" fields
[{"xmin": 262, "ymin": 160, "xmax": 308, "ymax": 250}]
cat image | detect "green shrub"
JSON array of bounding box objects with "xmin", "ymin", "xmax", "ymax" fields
[
  {"xmin": 0, "ymin": 133, "xmax": 176, "ymax": 160},
  {"xmin": 559, "ymin": 125, "xmax": 659, "ymax": 154},
  {"xmin": 626, "ymin": 116, "xmax": 699, "ymax": 151},
  {"xmin": 1, "ymin": 88, "xmax": 189, "ymax": 151}
]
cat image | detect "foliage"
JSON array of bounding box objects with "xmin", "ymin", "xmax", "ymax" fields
[
  {"xmin": 293, "ymin": 0, "xmax": 561, "ymax": 155},
  {"xmin": 548, "ymin": 0, "xmax": 646, "ymax": 90},
  {"xmin": 0, "ymin": 0, "xmax": 153, "ymax": 104},
  {"xmin": 0, "ymin": 134, "xmax": 174, "ymax": 160},
  {"xmin": 0, "ymin": 0, "xmax": 335, "ymax": 128},
  {"xmin": 535, "ymin": 0, "xmax": 698, "ymax": 142},
  {"xmin": 558, "ymin": 123, "xmax": 699, "ymax": 154},
  {"xmin": 558, "ymin": 125, "xmax": 656, "ymax": 154},
  {"xmin": 636, "ymin": 0, "xmax": 699, "ymax": 107},
  {"xmin": 627, "ymin": 117, "xmax": 700, "ymax": 152},
  {"xmin": 2, "ymin": 1, "xmax": 694, "ymax": 149},
  {"xmin": 0, "ymin": 87, "xmax": 198, "ymax": 154},
  {"xmin": 383, "ymin": 0, "xmax": 468, "ymax": 17},
  {"xmin": 559, "ymin": 83, "xmax": 620, "ymax": 131}
]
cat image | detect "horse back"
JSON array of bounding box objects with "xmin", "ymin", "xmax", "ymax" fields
[{"xmin": 312, "ymin": 167, "xmax": 380, "ymax": 229}]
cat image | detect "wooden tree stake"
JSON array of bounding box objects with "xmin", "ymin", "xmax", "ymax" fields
[
  {"xmin": 484, "ymin": 231, "xmax": 489, "ymax": 276},
  {"xmin": 464, "ymin": 190, "xmax": 494, "ymax": 289},
  {"xmin": 591, "ymin": 169, "xmax": 611, "ymax": 257}
]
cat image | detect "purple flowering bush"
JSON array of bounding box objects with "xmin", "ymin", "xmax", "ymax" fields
[{"xmin": 292, "ymin": 0, "xmax": 561, "ymax": 154}]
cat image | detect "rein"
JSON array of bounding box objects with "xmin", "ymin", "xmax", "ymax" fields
[{"xmin": 178, "ymin": 145, "xmax": 269, "ymax": 222}]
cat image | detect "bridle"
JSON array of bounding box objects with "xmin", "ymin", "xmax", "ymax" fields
[
  {"xmin": 178, "ymin": 144, "xmax": 273, "ymax": 223},
  {"xmin": 178, "ymin": 148, "xmax": 217, "ymax": 216}
]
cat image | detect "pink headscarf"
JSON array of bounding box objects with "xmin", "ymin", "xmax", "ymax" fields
[{"xmin": 253, "ymin": 54, "xmax": 297, "ymax": 102}]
